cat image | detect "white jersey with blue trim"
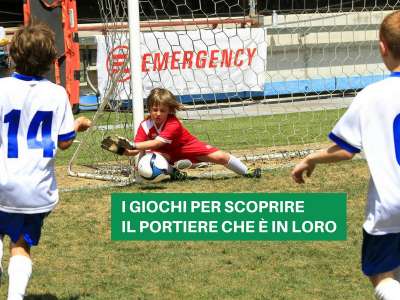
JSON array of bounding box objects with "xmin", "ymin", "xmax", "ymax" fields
[
  {"xmin": 330, "ymin": 72, "xmax": 400, "ymax": 235},
  {"xmin": 0, "ymin": 73, "xmax": 76, "ymax": 213}
]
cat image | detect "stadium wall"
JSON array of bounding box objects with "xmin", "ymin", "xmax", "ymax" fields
[{"xmin": 263, "ymin": 10, "xmax": 387, "ymax": 97}]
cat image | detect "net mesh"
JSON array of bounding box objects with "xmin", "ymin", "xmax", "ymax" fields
[{"xmin": 69, "ymin": 0, "xmax": 399, "ymax": 183}]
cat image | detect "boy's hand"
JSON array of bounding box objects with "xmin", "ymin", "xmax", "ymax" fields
[
  {"xmin": 101, "ymin": 136, "xmax": 136, "ymax": 155},
  {"xmin": 291, "ymin": 158, "xmax": 316, "ymax": 184},
  {"xmin": 74, "ymin": 116, "xmax": 92, "ymax": 132}
]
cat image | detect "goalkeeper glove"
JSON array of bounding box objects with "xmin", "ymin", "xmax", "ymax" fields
[{"xmin": 100, "ymin": 135, "xmax": 136, "ymax": 155}]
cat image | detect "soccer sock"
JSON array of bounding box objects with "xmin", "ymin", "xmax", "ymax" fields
[
  {"xmin": 7, "ymin": 255, "xmax": 32, "ymax": 300},
  {"xmin": 226, "ymin": 155, "xmax": 248, "ymax": 175},
  {"xmin": 374, "ymin": 278, "xmax": 400, "ymax": 300}
]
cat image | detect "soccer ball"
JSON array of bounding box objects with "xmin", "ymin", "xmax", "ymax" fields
[{"xmin": 137, "ymin": 152, "xmax": 170, "ymax": 182}]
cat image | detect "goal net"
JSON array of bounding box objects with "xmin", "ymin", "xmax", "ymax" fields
[{"xmin": 68, "ymin": 0, "xmax": 397, "ymax": 184}]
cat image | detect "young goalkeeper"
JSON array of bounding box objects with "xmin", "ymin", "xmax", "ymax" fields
[
  {"xmin": 115, "ymin": 88, "xmax": 260, "ymax": 179},
  {"xmin": 292, "ymin": 11, "xmax": 400, "ymax": 300},
  {"xmin": 0, "ymin": 22, "xmax": 91, "ymax": 299}
]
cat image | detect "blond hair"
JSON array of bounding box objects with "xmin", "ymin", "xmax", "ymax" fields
[
  {"xmin": 146, "ymin": 88, "xmax": 184, "ymax": 114},
  {"xmin": 380, "ymin": 11, "xmax": 400, "ymax": 59}
]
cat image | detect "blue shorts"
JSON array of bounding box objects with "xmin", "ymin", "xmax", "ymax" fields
[
  {"xmin": 0, "ymin": 211, "xmax": 49, "ymax": 247},
  {"xmin": 362, "ymin": 229, "xmax": 400, "ymax": 276}
]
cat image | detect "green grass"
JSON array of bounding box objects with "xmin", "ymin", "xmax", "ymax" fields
[
  {"xmin": 185, "ymin": 108, "xmax": 345, "ymax": 149},
  {"xmin": 0, "ymin": 159, "xmax": 375, "ymax": 299},
  {"xmin": 1, "ymin": 106, "xmax": 370, "ymax": 299}
]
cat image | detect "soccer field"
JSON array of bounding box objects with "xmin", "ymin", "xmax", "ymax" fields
[
  {"xmin": 0, "ymin": 103, "xmax": 372, "ymax": 300},
  {"xmin": 2, "ymin": 0, "xmax": 397, "ymax": 298},
  {"xmin": 0, "ymin": 159, "xmax": 373, "ymax": 299}
]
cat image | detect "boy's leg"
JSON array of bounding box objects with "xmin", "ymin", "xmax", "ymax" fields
[
  {"xmin": 8, "ymin": 236, "xmax": 32, "ymax": 300},
  {"xmin": 197, "ymin": 151, "xmax": 261, "ymax": 178},
  {"xmin": 226, "ymin": 154, "xmax": 248, "ymax": 175},
  {"xmin": 362, "ymin": 229, "xmax": 400, "ymax": 300},
  {"xmin": 197, "ymin": 151, "xmax": 244, "ymax": 173},
  {"xmin": 370, "ymin": 272, "xmax": 400, "ymax": 300}
]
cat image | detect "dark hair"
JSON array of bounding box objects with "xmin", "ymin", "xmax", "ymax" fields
[
  {"xmin": 380, "ymin": 11, "xmax": 400, "ymax": 59},
  {"xmin": 9, "ymin": 22, "xmax": 57, "ymax": 76},
  {"xmin": 147, "ymin": 88, "xmax": 184, "ymax": 114}
]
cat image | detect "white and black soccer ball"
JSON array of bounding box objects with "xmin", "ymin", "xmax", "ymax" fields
[{"xmin": 137, "ymin": 152, "xmax": 170, "ymax": 182}]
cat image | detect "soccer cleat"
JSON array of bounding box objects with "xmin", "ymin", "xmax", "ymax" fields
[
  {"xmin": 174, "ymin": 159, "xmax": 192, "ymax": 170},
  {"xmin": 244, "ymin": 167, "xmax": 262, "ymax": 178},
  {"xmin": 170, "ymin": 168, "xmax": 188, "ymax": 181}
]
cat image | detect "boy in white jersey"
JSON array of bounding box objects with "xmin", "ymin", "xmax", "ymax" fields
[
  {"xmin": 0, "ymin": 23, "xmax": 91, "ymax": 299},
  {"xmin": 291, "ymin": 11, "xmax": 400, "ymax": 300}
]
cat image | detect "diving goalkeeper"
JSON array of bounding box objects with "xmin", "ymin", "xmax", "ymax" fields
[{"xmin": 101, "ymin": 88, "xmax": 261, "ymax": 179}]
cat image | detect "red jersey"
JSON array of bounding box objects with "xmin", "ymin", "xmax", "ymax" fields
[{"xmin": 134, "ymin": 115, "xmax": 218, "ymax": 163}]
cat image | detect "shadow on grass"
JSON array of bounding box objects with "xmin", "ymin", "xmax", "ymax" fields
[
  {"xmin": 26, "ymin": 295, "xmax": 84, "ymax": 300},
  {"xmin": 25, "ymin": 295, "xmax": 58, "ymax": 300},
  {"xmin": 139, "ymin": 184, "xmax": 168, "ymax": 190},
  {"xmin": 133, "ymin": 173, "xmax": 238, "ymax": 190},
  {"xmin": 137, "ymin": 175, "xmax": 233, "ymax": 187}
]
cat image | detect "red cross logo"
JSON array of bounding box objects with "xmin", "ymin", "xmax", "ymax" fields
[{"xmin": 106, "ymin": 45, "xmax": 131, "ymax": 82}]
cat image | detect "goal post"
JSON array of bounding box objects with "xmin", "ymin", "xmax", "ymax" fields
[
  {"xmin": 68, "ymin": 1, "xmax": 398, "ymax": 184},
  {"xmin": 127, "ymin": 0, "xmax": 144, "ymax": 137},
  {"xmin": 68, "ymin": 0, "xmax": 144, "ymax": 184}
]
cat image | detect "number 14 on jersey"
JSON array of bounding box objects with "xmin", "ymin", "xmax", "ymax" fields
[{"xmin": 4, "ymin": 109, "xmax": 55, "ymax": 158}]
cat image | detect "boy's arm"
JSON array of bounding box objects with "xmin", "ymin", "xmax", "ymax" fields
[
  {"xmin": 291, "ymin": 144, "xmax": 355, "ymax": 184},
  {"xmin": 125, "ymin": 115, "xmax": 182, "ymax": 155},
  {"xmin": 58, "ymin": 116, "xmax": 92, "ymax": 150},
  {"xmin": 123, "ymin": 119, "xmax": 166, "ymax": 156}
]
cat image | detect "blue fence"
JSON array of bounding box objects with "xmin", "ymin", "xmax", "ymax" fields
[{"xmin": 79, "ymin": 74, "xmax": 387, "ymax": 111}]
